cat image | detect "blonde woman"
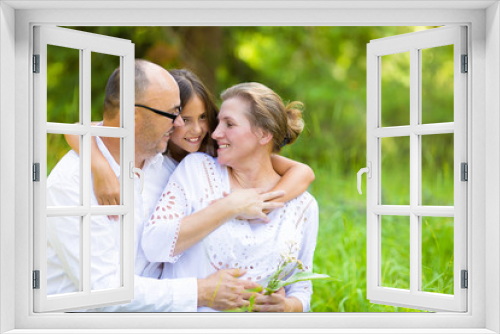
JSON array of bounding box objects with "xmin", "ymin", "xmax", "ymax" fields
[{"xmin": 144, "ymin": 83, "xmax": 318, "ymax": 312}]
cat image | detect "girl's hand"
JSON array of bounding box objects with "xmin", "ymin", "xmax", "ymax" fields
[
  {"xmin": 220, "ymin": 188, "xmax": 285, "ymax": 223},
  {"xmin": 66, "ymin": 126, "xmax": 120, "ymax": 220},
  {"xmin": 92, "ymin": 159, "xmax": 120, "ymax": 220},
  {"xmin": 94, "ymin": 172, "xmax": 120, "ymax": 205}
]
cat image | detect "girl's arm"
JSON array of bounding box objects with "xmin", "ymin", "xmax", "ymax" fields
[
  {"xmin": 269, "ymin": 154, "xmax": 315, "ymax": 202},
  {"xmin": 64, "ymin": 129, "xmax": 120, "ymax": 206}
]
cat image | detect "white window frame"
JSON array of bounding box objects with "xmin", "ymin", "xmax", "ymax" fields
[
  {"xmin": 33, "ymin": 25, "xmax": 136, "ymax": 312},
  {"xmin": 366, "ymin": 26, "xmax": 467, "ymax": 312},
  {"xmin": 1, "ymin": 1, "xmax": 499, "ymax": 333}
]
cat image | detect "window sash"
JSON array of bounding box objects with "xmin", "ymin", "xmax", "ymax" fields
[
  {"xmin": 32, "ymin": 25, "xmax": 136, "ymax": 312},
  {"xmin": 366, "ymin": 25, "xmax": 468, "ymax": 312},
  {"xmin": 4, "ymin": 4, "xmax": 492, "ymax": 332}
]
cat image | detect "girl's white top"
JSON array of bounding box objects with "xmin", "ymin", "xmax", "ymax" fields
[{"xmin": 142, "ymin": 152, "xmax": 319, "ymax": 312}]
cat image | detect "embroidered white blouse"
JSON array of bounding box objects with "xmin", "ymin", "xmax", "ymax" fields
[{"xmin": 142, "ymin": 153, "xmax": 319, "ymax": 312}]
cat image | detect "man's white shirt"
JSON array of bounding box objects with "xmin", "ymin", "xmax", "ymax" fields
[{"xmin": 46, "ymin": 136, "xmax": 197, "ymax": 312}]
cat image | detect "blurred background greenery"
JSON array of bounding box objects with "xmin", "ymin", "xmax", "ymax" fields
[{"xmin": 47, "ymin": 26, "xmax": 455, "ymax": 312}]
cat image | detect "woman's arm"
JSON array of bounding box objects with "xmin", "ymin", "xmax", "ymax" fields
[
  {"xmin": 64, "ymin": 129, "xmax": 120, "ymax": 206},
  {"xmin": 168, "ymin": 155, "xmax": 315, "ymax": 259},
  {"xmin": 143, "ymin": 187, "xmax": 285, "ymax": 262},
  {"xmin": 270, "ymin": 154, "xmax": 315, "ymax": 203},
  {"xmin": 142, "ymin": 154, "xmax": 286, "ymax": 263},
  {"xmin": 174, "ymin": 188, "xmax": 285, "ymax": 256}
]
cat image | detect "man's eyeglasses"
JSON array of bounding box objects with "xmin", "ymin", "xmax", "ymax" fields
[{"xmin": 135, "ymin": 104, "xmax": 182, "ymax": 121}]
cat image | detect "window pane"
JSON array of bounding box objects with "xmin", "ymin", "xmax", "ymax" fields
[
  {"xmin": 91, "ymin": 215, "xmax": 122, "ymax": 291},
  {"xmin": 381, "ymin": 136, "xmax": 410, "ymax": 205},
  {"xmin": 46, "ymin": 216, "xmax": 81, "ymax": 295},
  {"xmin": 91, "ymin": 136, "xmax": 122, "ymax": 206},
  {"xmin": 421, "ymin": 216, "xmax": 454, "ymax": 295},
  {"xmin": 381, "ymin": 52, "xmax": 410, "ymax": 127},
  {"xmin": 421, "ymin": 45, "xmax": 454, "ymax": 124},
  {"xmin": 381, "ymin": 215, "xmax": 410, "ymax": 290},
  {"xmin": 91, "ymin": 52, "xmax": 120, "ymax": 127},
  {"xmin": 47, "ymin": 133, "xmax": 80, "ymax": 206},
  {"xmin": 47, "ymin": 45, "xmax": 80, "ymax": 124},
  {"xmin": 421, "ymin": 133, "xmax": 454, "ymax": 206}
]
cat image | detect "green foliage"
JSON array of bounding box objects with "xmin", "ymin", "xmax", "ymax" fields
[
  {"xmin": 47, "ymin": 26, "xmax": 454, "ymax": 312},
  {"xmin": 267, "ymin": 272, "xmax": 336, "ymax": 295}
]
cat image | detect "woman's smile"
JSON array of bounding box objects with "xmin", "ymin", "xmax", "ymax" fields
[{"xmin": 217, "ymin": 143, "xmax": 230, "ymax": 154}]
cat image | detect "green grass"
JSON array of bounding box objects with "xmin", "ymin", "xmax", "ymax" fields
[{"xmin": 307, "ymin": 165, "xmax": 454, "ymax": 312}]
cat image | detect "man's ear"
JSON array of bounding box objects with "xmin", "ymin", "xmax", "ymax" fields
[
  {"xmin": 133, "ymin": 107, "xmax": 144, "ymax": 129},
  {"xmin": 134, "ymin": 106, "xmax": 141, "ymax": 121}
]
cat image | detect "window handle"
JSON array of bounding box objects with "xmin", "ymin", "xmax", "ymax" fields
[
  {"xmin": 357, "ymin": 162, "xmax": 372, "ymax": 195},
  {"xmin": 129, "ymin": 162, "xmax": 145, "ymax": 194}
]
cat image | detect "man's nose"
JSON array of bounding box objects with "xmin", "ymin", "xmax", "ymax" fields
[{"xmin": 173, "ymin": 114, "xmax": 185, "ymax": 127}]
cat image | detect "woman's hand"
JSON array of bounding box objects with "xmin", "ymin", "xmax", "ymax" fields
[
  {"xmin": 222, "ymin": 188, "xmax": 285, "ymax": 222},
  {"xmin": 251, "ymin": 288, "xmax": 303, "ymax": 312},
  {"xmin": 251, "ymin": 287, "xmax": 286, "ymax": 312}
]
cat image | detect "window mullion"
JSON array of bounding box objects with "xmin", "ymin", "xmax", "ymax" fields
[
  {"xmin": 409, "ymin": 46, "xmax": 420, "ymax": 294},
  {"xmin": 81, "ymin": 48, "xmax": 92, "ymax": 294},
  {"xmin": 45, "ymin": 123, "xmax": 130, "ymax": 138},
  {"xmin": 121, "ymin": 53, "xmax": 135, "ymax": 291}
]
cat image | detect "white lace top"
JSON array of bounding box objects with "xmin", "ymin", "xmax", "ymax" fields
[{"xmin": 142, "ymin": 153, "xmax": 319, "ymax": 312}]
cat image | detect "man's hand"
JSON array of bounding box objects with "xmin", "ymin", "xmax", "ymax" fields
[
  {"xmin": 221, "ymin": 188, "xmax": 285, "ymax": 223},
  {"xmin": 197, "ymin": 269, "xmax": 261, "ymax": 311}
]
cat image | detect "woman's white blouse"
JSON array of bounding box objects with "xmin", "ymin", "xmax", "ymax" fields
[{"xmin": 142, "ymin": 153, "xmax": 319, "ymax": 312}]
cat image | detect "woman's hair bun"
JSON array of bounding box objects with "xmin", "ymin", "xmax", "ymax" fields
[{"xmin": 283, "ymin": 101, "xmax": 305, "ymax": 147}]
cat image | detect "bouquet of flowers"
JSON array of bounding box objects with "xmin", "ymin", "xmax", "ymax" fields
[
  {"xmin": 263, "ymin": 240, "xmax": 334, "ymax": 296},
  {"xmin": 230, "ymin": 240, "xmax": 336, "ymax": 312}
]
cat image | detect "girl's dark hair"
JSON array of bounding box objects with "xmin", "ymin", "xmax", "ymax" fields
[{"xmin": 169, "ymin": 69, "xmax": 219, "ymax": 156}]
